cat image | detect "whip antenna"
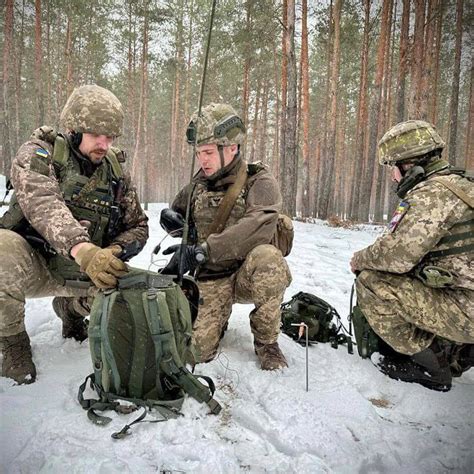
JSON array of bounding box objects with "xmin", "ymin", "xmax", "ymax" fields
[{"xmin": 178, "ymin": 0, "xmax": 217, "ymax": 284}]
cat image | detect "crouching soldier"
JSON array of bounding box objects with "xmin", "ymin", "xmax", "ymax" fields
[
  {"xmin": 161, "ymin": 103, "xmax": 292, "ymax": 370},
  {"xmin": 351, "ymin": 120, "xmax": 473, "ymax": 391},
  {"xmin": 0, "ymin": 84, "xmax": 149, "ymax": 384}
]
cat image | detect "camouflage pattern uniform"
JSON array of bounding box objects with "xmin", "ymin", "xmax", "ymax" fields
[
  {"xmin": 352, "ymin": 121, "xmax": 474, "ymax": 355},
  {"xmin": 171, "ymin": 103, "xmax": 291, "ymax": 363},
  {"xmin": 0, "ymin": 85, "xmax": 148, "ymax": 339}
]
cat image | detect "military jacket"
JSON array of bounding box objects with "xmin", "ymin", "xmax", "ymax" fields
[
  {"xmin": 4, "ymin": 128, "xmax": 148, "ymax": 260},
  {"xmin": 171, "ymin": 156, "xmax": 282, "ymax": 278},
  {"xmin": 352, "ymin": 169, "xmax": 474, "ymax": 290}
]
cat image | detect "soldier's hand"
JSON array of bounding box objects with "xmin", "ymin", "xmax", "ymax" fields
[
  {"xmin": 74, "ymin": 243, "xmax": 128, "ymax": 289},
  {"xmin": 161, "ymin": 243, "xmax": 207, "ymax": 275}
]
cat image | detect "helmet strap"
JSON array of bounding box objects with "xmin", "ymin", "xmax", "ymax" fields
[
  {"xmin": 70, "ymin": 131, "xmax": 83, "ymax": 149},
  {"xmin": 217, "ymin": 145, "xmax": 226, "ymax": 170}
]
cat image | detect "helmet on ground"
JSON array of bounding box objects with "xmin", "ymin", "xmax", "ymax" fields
[
  {"xmin": 378, "ymin": 120, "xmax": 445, "ymax": 165},
  {"xmin": 186, "ymin": 103, "xmax": 246, "ymax": 146},
  {"xmin": 60, "ymin": 84, "xmax": 124, "ymax": 137}
]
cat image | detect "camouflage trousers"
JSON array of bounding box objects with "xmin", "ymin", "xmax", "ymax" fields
[
  {"xmin": 0, "ymin": 230, "xmax": 89, "ymax": 337},
  {"xmin": 194, "ymin": 244, "xmax": 292, "ymax": 362},
  {"xmin": 356, "ymin": 269, "xmax": 474, "ymax": 355}
]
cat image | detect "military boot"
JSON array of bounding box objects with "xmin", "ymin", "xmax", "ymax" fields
[
  {"xmin": 52, "ymin": 297, "xmax": 88, "ymax": 342},
  {"xmin": 254, "ymin": 341, "xmax": 288, "ymax": 370},
  {"xmin": 448, "ymin": 344, "xmax": 474, "ymax": 377},
  {"xmin": 377, "ymin": 340, "xmax": 452, "ymax": 392},
  {"xmin": 1, "ymin": 331, "xmax": 37, "ymax": 384}
]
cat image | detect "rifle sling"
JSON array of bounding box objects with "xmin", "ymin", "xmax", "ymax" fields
[{"xmin": 205, "ymin": 162, "xmax": 248, "ymax": 237}]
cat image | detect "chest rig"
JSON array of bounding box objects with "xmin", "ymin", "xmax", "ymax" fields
[
  {"xmin": 192, "ymin": 181, "xmax": 247, "ymax": 243},
  {"xmin": 49, "ymin": 135, "xmax": 124, "ymax": 284}
]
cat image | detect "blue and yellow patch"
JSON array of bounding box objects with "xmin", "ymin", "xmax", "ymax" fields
[
  {"xmin": 35, "ymin": 148, "xmax": 49, "ymax": 158},
  {"xmin": 387, "ymin": 201, "xmax": 410, "ymax": 233}
]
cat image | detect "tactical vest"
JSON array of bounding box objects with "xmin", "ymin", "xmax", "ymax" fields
[
  {"xmin": 0, "ymin": 130, "xmax": 124, "ymax": 285},
  {"xmin": 415, "ymin": 171, "xmax": 474, "ymax": 288},
  {"xmin": 423, "ymin": 173, "xmax": 474, "ymax": 261},
  {"xmin": 191, "ymin": 162, "xmax": 265, "ymax": 243}
]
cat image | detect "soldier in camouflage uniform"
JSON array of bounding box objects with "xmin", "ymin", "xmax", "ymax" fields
[
  {"xmin": 161, "ymin": 103, "xmax": 292, "ymax": 370},
  {"xmin": 351, "ymin": 120, "xmax": 473, "ymax": 392},
  {"xmin": 0, "ymin": 85, "xmax": 149, "ymax": 384}
]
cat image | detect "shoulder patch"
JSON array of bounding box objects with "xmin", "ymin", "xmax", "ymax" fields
[
  {"xmin": 35, "ymin": 148, "xmax": 49, "ymax": 158},
  {"xmin": 387, "ymin": 201, "xmax": 410, "ymax": 233}
]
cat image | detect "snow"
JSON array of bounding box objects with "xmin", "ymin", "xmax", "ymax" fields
[{"xmin": 1, "ymin": 203, "xmax": 473, "ymax": 473}]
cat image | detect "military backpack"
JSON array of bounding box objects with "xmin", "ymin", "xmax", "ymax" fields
[
  {"xmin": 281, "ymin": 291, "xmax": 353, "ymax": 350},
  {"xmin": 78, "ymin": 268, "xmax": 221, "ymax": 438}
]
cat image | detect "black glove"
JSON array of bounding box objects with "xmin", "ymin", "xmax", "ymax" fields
[
  {"xmin": 161, "ymin": 244, "xmax": 208, "ymax": 275},
  {"xmin": 160, "ymin": 208, "xmax": 185, "ymax": 237}
]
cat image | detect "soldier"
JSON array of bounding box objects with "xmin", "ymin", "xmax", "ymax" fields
[
  {"xmin": 350, "ymin": 120, "xmax": 473, "ymax": 392},
  {"xmin": 161, "ymin": 103, "xmax": 292, "ymax": 370},
  {"xmin": 0, "ymin": 84, "xmax": 149, "ymax": 384}
]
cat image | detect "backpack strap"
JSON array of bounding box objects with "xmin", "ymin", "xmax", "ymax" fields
[
  {"xmin": 146, "ymin": 289, "xmax": 221, "ymax": 414},
  {"xmin": 52, "ymin": 134, "xmax": 69, "ymax": 172},
  {"xmin": 431, "ymin": 176, "xmax": 474, "ymax": 208},
  {"xmin": 105, "ymin": 150, "xmax": 124, "ymax": 180},
  {"xmin": 205, "ymin": 161, "xmax": 248, "ymax": 237},
  {"xmin": 142, "ymin": 288, "xmax": 173, "ymax": 400},
  {"xmin": 100, "ymin": 291, "xmax": 123, "ymax": 394}
]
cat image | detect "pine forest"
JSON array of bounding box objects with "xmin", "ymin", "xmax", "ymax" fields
[{"xmin": 1, "ymin": 0, "xmax": 473, "ymax": 222}]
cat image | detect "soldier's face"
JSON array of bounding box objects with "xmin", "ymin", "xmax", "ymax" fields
[
  {"xmin": 196, "ymin": 144, "xmax": 238, "ymax": 176},
  {"xmin": 79, "ymin": 133, "xmax": 114, "ymax": 164}
]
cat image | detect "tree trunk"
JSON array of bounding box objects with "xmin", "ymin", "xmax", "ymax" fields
[
  {"xmin": 465, "ymin": 54, "xmax": 474, "ymax": 170},
  {"xmin": 408, "ymin": 0, "xmax": 426, "ymax": 118},
  {"xmin": 242, "ymin": 1, "xmax": 252, "ymax": 155},
  {"xmin": 396, "ymin": 0, "xmax": 410, "ymax": 122},
  {"xmin": 430, "ymin": 0, "xmax": 443, "ymax": 124},
  {"xmin": 318, "ymin": 0, "xmax": 342, "ymax": 220},
  {"xmin": 65, "ymin": 15, "xmax": 74, "ymax": 98},
  {"xmin": 374, "ymin": 0, "xmax": 394, "ymax": 223},
  {"xmin": 280, "ymin": 0, "xmax": 298, "ymax": 216},
  {"xmin": 447, "ymin": 0, "xmax": 463, "ymax": 165},
  {"xmin": 359, "ymin": 0, "xmax": 392, "ymax": 222},
  {"xmin": 300, "ymin": 0, "xmax": 310, "ymax": 218},
  {"xmin": 279, "ymin": 0, "xmax": 288, "ymax": 188},
  {"xmin": 350, "ymin": 0, "xmax": 370, "ymax": 220},
  {"xmin": 35, "ymin": 0, "xmax": 44, "ymax": 125}
]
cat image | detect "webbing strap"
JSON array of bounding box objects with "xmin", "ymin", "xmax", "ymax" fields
[
  {"xmin": 142, "ymin": 289, "xmax": 169, "ymax": 399},
  {"xmin": 437, "ymin": 231, "xmax": 473, "ymax": 246},
  {"xmin": 154, "ymin": 292, "xmax": 222, "ymax": 414},
  {"xmin": 205, "ymin": 162, "xmax": 248, "ymax": 237},
  {"xmin": 427, "ymin": 243, "xmax": 474, "ymax": 259},
  {"xmin": 101, "ymin": 291, "xmax": 122, "ymax": 394},
  {"xmin": 126, "ymin": 292, "xmax": 147, "ymax": 399},
  {"xmin": 431, "ymin": 177, "xmax": 474, "ymax": 208},
  {"xmin": 52, "ymin": 134, "xmax": 69, "ymax": 169},
  {"xmin": 105, "ymin": 151, "xmax": 123, "ymax": 180}
]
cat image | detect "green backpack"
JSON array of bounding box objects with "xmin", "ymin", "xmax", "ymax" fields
[
  {"xmin": 78, "ymin": 268, "xmax": 221, "ymax": 438},
  {"xmin": 281, "ymin": 292, "xmax": 353, "ymax": 351}
]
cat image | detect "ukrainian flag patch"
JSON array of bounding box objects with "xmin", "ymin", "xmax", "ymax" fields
[
  {"xmin": 35, "ymin": 148, "xmax": 49, "ymax": 158},
  {"xmin": 388, "ymin": 201, "xmax": 410, "ymax": 233}
]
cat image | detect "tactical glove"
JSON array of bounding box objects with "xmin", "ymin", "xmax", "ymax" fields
[
  {"xmin": 161, "ymin": 243, "xmax": 207, "ymax": 275},
  {"xmin": 75, "ymin": 243, "xmax": 128, "ymax": 289}
]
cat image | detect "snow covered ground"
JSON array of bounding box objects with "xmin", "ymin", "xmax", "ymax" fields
[{"xmin": 1, "ymin": 202, "xmax": 473, "ymax": 473}]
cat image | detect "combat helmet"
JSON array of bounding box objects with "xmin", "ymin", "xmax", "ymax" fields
[
  {"xmin": 60, "ymin": 84, "xmax": 124, "ymax": 137},
  {"xmin": 378, "ymin": 120, "xmax": 445, "ymax": 165},
  {"xmin": 186, "ymin": 103, "xmax": 246, "ymax": 146}
]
